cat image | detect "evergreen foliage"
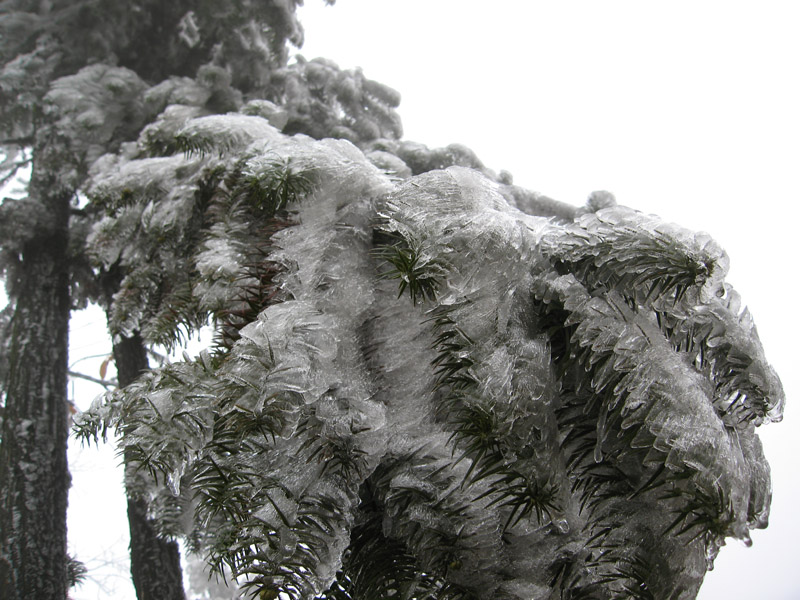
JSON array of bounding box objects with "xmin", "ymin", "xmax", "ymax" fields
[
  {"xmin": 74, "ymin": 109, "xmax": 783, "ymax": 598},
  {"xmin": 0, "ymin": 2, "xmax": 784, "ymax": 599}
]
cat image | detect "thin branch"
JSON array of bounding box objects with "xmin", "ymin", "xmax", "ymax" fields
[
  {"xmin": 69, "ymin": 352, "xmax": 113, "ymax": 368},
  {"xmin": 68, "ymin": 369, "xmax": 116, "ymax": 389},
  {"xmin": 0, "ymin": 155, "xmax": 33, "ymax": 188},
  {"xmin": 0, "ymin": 137, "xmax": 34, "ymax": 147}
]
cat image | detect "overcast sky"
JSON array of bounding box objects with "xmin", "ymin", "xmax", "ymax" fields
[{"xmin": 64, "ymin": 2, "xmax": 799, "ymax": 598}]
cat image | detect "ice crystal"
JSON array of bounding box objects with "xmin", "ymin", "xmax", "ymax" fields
[{"xmin": 75, "ymin": 109, "xmax": 783, "ymax": 600}]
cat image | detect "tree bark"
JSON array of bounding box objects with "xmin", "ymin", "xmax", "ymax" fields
[
  {"xmin": 112, "ymin": 333, "xmax": 186, "ymax": 600},
  {"xmin": 0, "ymin": 189, "xmax": 71, "ymax": 598},
  {"xmin": 126, "ymin": 493, "xmax": 186, "ymax": 600}
]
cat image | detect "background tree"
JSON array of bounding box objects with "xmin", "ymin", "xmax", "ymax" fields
[
  {"xmin": 0, "ymin": 1, "xmax": 364, "ymax": 597},
  {"xmin": 0, "ymin": 90, "xmax": 73, "ymax": 599},
  {"xmin": 0, "ymin": 1, "xmax": 411, "ymax": 596}
]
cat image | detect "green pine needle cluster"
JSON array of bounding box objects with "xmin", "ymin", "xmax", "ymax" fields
[
  {"xmin": 375, "ymin": 233, "xmax": 442, "ymax": 305},
  {"xmin": 233, "ymin": 158, "xmax": 316, "ymax": 216}
]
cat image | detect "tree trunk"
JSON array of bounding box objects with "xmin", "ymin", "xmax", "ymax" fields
[
  {"xmin": 126, "ymin": 494, "xmax": 186, "ymax": 600},
  {"xmin": 113, "ymin": 333, "xmax": 186, "ymax": 600},
  {"xmin": 0, "ymin": 190, "xmax": 71, "ymax": 598}
]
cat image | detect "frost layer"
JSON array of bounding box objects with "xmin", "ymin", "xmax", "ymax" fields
[{"xmin": 77, "ymin": 112, "xmax": 783, "ymax": 600}]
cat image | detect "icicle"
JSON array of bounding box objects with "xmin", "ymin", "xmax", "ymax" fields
[
  {"xmin": 594, "ymin": 408, "xmax": 607, "ymax": 463},
  {"xmin": 705, "ymin": 538, "xmax": 725, "ymax": 571},
  {"xmin": 167, "ymin": 462, "xmax": 185, "ymax": 497},
  {"xmin": 553, "ymin": 518, "xmax": 570, "ymax": 534}
]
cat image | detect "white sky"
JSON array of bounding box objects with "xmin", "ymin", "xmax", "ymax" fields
[{"xmin": 63, "ymin": 1, "xmax": 799, "ymax": 598}]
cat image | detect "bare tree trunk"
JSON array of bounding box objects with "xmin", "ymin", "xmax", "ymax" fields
[
  {"xmin": 112, "ymin": 332, "xmax": 186, "ymax": 600},
  {"xmin": 0, "ymin": 187, "xmax": 71, "ymax": 598}
]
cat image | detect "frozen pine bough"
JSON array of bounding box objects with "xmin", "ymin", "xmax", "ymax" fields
[{"xmin": 76, "ymin": 110, "xmax": 783, "ymax": 600}]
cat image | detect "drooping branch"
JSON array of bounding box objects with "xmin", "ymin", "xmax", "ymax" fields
[{"xmin": 75, "ymin": 115, "xmax": 784, "ymax": 598}]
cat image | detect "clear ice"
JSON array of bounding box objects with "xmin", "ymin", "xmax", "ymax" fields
[{"xmin": 75, "ymin": 108, "xmax": 784, "ymax": 600}]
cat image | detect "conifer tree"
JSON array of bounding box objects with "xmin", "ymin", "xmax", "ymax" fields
[
  {"xmin": 0, "ymin": 1, "xmax": 342, "ymax": 597},
  {"xmin": 1, "ymin": 2, "xmax": 784, "ymax": 600},
  {"xmin": 76, "ymin": 97, "xmax": 783, "ymax": 599},
  {"xmin": 0, "ymin": 92, "xmax": 73, "ymax": 600}
]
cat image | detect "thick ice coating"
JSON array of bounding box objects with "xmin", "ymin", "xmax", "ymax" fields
[{"xmin": 76, "ymin": 111, "xmax": 783, "ymax": 600}]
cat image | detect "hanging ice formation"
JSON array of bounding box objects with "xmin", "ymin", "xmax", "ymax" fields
[{"xmin": 76, "ymin": 88, "xmax": 784, "ymax": 600}]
